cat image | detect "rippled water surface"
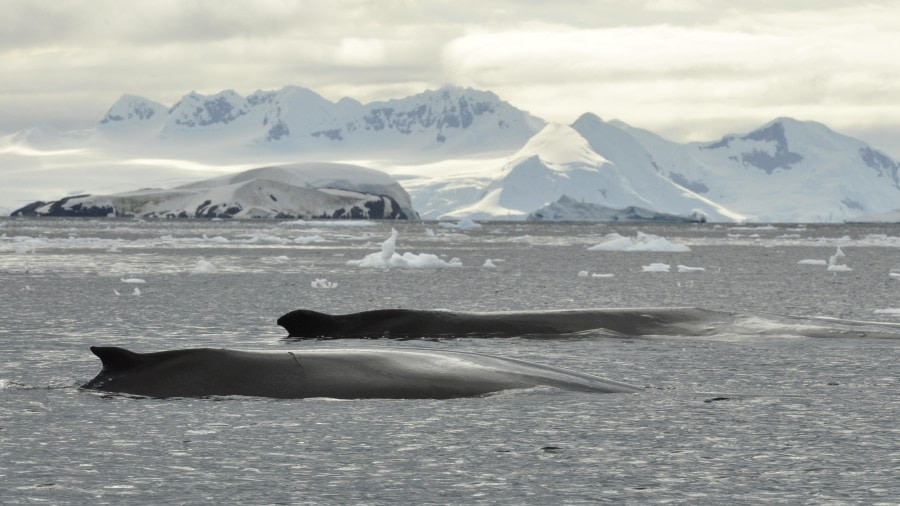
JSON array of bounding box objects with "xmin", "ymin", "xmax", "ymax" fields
[{"xmin": 1, "ymin": 218, "xmax": 898, "ymax": 504}]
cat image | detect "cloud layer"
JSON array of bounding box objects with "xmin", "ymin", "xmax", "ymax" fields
[{"xmin": 2, "ymin": 0, "xmax": 898, "ymax": 155}]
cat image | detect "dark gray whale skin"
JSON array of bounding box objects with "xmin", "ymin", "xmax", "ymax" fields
[
  {"xmin": 277, "ymin": 307, "xmax": 733, "ymax": 339},
  {"xmin": 81, "ymin": 346, "xmax": 640, "ymax": 399}
]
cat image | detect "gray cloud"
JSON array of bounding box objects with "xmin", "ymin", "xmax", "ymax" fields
[{"xmin": 1, "ymin": 0, "xmax": 899, "ymax": 157}]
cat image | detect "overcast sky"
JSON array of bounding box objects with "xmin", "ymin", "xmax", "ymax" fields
[{"xmin": 2, "ymin": 0, "xmax": 899, "ymax": 155}]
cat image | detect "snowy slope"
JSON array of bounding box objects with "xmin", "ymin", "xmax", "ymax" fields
[
  {"xmin": 848, "ymin": 209, "xmax": 900, "ymax": 223},
  {"xmin": 441, "ymin": 118, "xmax": 743, "ymax": 221},
  {"xmin": 617, "ymin": 118, "xmax": 900, "ymax": 222},
  {"xmin": 11, "ymin": 162, "xmax": 416, "ymax": 220},
  {"xmin": 527, "ymin": 195, "xmax": 707, "ymax": 222}
]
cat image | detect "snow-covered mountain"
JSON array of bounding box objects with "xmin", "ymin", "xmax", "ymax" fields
[
  {"xmin": 4, "ymin": 84, "xmax": 900, "ymax": 223},
  {"xmin": 437, "ymin": 116, "xmax": 743, "ymax": 221},
  {"xmin": 93, "ymin": 86, "xmax": 545, "ymax": 157},
  {"xmin": 615, "ymin": 118, "xmax": 900, "ymax": 222},
  {"xmin": 11, "ymin": 162, "xmax": 416, "ymax": 220}
]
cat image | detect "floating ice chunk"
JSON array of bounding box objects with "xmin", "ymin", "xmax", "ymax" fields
[
  {"xmin": 114, "ymin": 288, "xmax": 121, "ymax": 296},
  {"xmin": 828, "ymin": 246, "xmax": 845, "ymax": 266},
  {"xmin": 191, "ymin": 258, "xmax": 217, "ymax": 274},
  {"xmin": 424, "ymin": 228, "xmax": 435, "ymax": 237},
  {"xmin": 202, "ymin": 234, "xmax": 230, "ymax": 243},
  {"xmin": 591, "ymin": 273, "xmax": 614, "ymax": 278},
  {"xmin": 588, "ymin": 231, "xmax": 690, "ymax": 252},
  {"xmin": 677, "ymin": 265, "xmax": 705, "ymax": 273},
  {"xmin": 798, "ymin": 259, "xmax": 827, "ymax": 265},
  {"xmin": 890, "ymin": 272, "xmax": 900, "ymax": 280},
  {"xmin": 132, "ymin": 287, "xmax": 141, "ymax": 296},
  {"xmin": 293, "ymin": 235, "xmax": 325, "ymax": 244},
  {"xmin": 234, "ymin": 233, "xmax": 289, "ymax": 244},
  {"xmin": 440, "ymin": 219, "xmax": 482, "ymax": 230},
  {"xmin": 826, "ymin": 246, "xmax": 851, "ymax": 271},
  {"xmin": 280, "ymin": 220, "xmax": 375, "ymax": 227},
  {"xmin": 13, "ymin": 244, "xmax": 34, "ymax": 254},
  {"xmin": 120, "ymin": 277, "xmax": 146, "ymax": 283},
  {"xmin": 873, "ymin": 308, "xmax": 900, "ymax": 315},
  {"xmin": 347, "ymin": 229, "xmax": 463, "ymax": 269},
  {"xmin": 642, "ymin": 263, "xmax": 671, "ymax": 272},
  {"xmin": 482, "ymin": 259, "xmax": 497, "ymax": 268},
  {"xmin": 311, "ymin": 278, "xmax": 337, "ymax": 288},
  {"xmin": 578, "ymin": 270, "xmax": 589, "ymax": 277}
]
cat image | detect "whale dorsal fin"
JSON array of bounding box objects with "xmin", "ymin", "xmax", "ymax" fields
[{"xmin": 90, "ymin": 346, "xmax": 147, "ymax": 371}]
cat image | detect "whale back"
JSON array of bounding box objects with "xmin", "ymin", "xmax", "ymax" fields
[
  {"xmin": 277, "ymin": 307, "xmax": 733, "ymax": 339},
  {"xmin": 81, "ymin": 346, "xmax": 640, "ymax": 399}
]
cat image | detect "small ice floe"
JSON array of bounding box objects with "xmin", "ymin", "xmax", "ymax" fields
[
  {"xmin": 347, "ymin": 229, "xmax": 463, "ymax": 269},
  {"xmin": 677, "ymin": 265, "xmax": 705, "ymax": 273},
  {"xmin": 120, "ymin": 277, "xmax": 146, "ymax": 284},
  {"xmin": 13, "ymin": 244, "xmax": 34, "ymax": 254},
  {"xmin": 293, "ymin": 235, "xmax": 325, "ymax": 244},
  {"xmin": 424, "ymin": 228, "xmax": 436, "ymax": 237},
  {"xmin": 310, "ymin": 278, "xmax": 337, "ymax": 289},
  {"xmin": 579, "ymin": 270, "xmax": 613, "ymax": 278},
  {"xmin": 588, "ymin": 231, "xmax": 690, "ymax": 252},
  {"xmin": 201, "ymin": 234, "xmax": 230, "ymax": 243},
  {"xmin": 642, "ymin": 263, "xmax": 671, "ymax": 272},
  {"xmin": 114, "ymin": 288, "xmax": 121, "ymax": 296},
  {"xmin": 132, "ymin": 287, "xmax": 141, "ymax": 296},
  {"xmin": 191, "ymin": 259, "xmax": 217, "ymax": 274},
  {"xmin": 873, "ymin": 308, "xmax": 900, "ymax": 316},
  {"xmin": 798, "ymin": 259, "xmax": 828, "ymax": 266},
  {"xmin": 24, "ymin": 285, "xmax": 33, "ymax": 291},
  {"xmin": 440, "ymin": 219, "xmax": 482, "ymax": 230},
  {"xmin": 890, "ymin": 271, "xmax": 900, "ymax": 280},
  {"xmin": 826, "ymin": 246, "xmax": 851, "ymax": 272},
  {"xmin": 272, "ymin": 255, "xmax": 290, "ymax": 261},
  {"xmin": 828, "ymin": 246, "xmax": 845, "ymax": 265},
  {"xmin": 482, "ymin": 259, "xmax": 497, "ymax": 268}
]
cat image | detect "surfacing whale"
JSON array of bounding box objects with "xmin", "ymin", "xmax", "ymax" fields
[
  {"xmin": 277, "ymin": 308, "xmax": 900, "ymax": 340},
  {"xmin": 81, "ymin": 346, "xmax": 641, "ymax": 399},
  {"xmin": 276, "ymin": 307, "xmax": 732, "ymax": 339}
]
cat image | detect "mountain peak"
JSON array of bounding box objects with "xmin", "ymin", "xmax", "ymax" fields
[
  {"xmin": 98, "ymin": 94, "xmax": 167, "ymax": 127},
  {"xmin": 573, "ymin": 112, "xmax": 604, "ymax": 125}
]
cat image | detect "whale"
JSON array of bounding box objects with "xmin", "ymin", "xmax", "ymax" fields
[
  {"xmin": 81, "ymin": 346, "xmax": 641, "ymax": 399},
  {"xmin": 276, "ymin": 307, "xmax": 735, "ymax": 339}
]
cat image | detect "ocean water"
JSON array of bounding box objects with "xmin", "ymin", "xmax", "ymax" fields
[{"xmin": 1, "ymin": 218, "xmax": 898, "ymax": 504}]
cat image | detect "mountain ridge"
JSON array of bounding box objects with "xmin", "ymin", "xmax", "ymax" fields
[{"xmin": 3, "ymin": 84, "xmax": 899, "ymax": 222}]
